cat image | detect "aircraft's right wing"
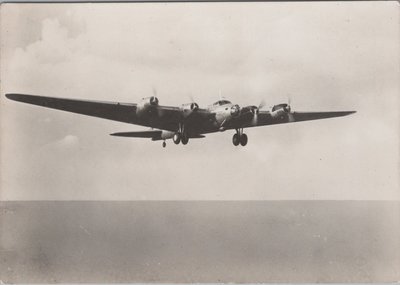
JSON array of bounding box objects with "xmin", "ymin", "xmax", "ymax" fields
[
  {"xmin": 6, "ymin": 93, "xmax": 138, "ymax": 123},
  {"xmin": 5, "ymin": 93, "xmax": 211, "ymax": 132}
]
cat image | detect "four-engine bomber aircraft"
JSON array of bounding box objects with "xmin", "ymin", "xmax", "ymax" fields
[{"xmin": 5, "ymin": 93, "xmax": 355, "ymax": 148}]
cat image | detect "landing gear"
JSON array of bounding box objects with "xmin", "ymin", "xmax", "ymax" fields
[
  {"xmin": 232, "ymin": 133, "xmax": 240, "ymax": 146},
  {"xmin": 240, "ymin": 133, "xmax": 248, "ymax": 146},
  {"xmin": 173, "ymin": 133, "xmax": 181, "ymax": 144},
  {"xmin": 181, "ymin": 134, "xmax": 189, "ymax": 145},
  {"xmin": 232, "ymin": 129, "xmax": 248, "ymax": 146},
  {"xmin": 174, "ymin": 132, "xmax": 189, "ymax": 145},
  {"xmin": 162, "ymin": 141, "xmax": 166, "ymax": 148},
  {"xmin": 172, "ymin": 123, "xmax": 190, "ymax": 145}
]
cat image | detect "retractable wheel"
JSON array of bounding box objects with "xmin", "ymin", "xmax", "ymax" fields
[
  {"xmin": 240, "ymin": 133, "xmax": 248, "ymax": 146},
  {"xmin": 232, "ymin": 133, "xmax": 240, "ymax": 146},
  {"xmin": 173, "ymin": 133, "xmax": 181, "ymax": 144},
  {"xmin": 181, "ymin": 135, "xmax": 189, "ymax": 145}
]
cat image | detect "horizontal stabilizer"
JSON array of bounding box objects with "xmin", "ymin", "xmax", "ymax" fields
[
  {"xmin": 110, "ymin": 130, "xmax": 162, "ymax": 139},
  {"xmin": 110, "ymin": 130, "xmax": 206, "ymax": 141}
]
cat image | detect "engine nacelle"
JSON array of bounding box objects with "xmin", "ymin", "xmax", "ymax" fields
[
  {"xmin": 230, "ymin": 104, "xmax": 240, "ymax": 117},
  {"xmin": 241, "ymin": 105, "xmax": 259, "ymax": 116},
  {"xmin": 181, "ymin": 102, "xmax": 199, "ymax": 118},
  {"xmin": 136, "ymin": 96, "xmax": 159, "ymax": 117},
  {"xmin": 270, "ymin": 103, "xmax": 290, "ymax": 119}
]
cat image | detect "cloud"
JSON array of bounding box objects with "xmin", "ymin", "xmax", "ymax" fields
[
  {"xmin": 1, "ymin": 2, "xmax": 398, "ymax": 200},
  {"xmin": 55, "ymin": 135, "xmax": 79, "ymax": 148},
  {"xmin": 12, "ymin": 19, "xmax": 71, "ymax": 66}
]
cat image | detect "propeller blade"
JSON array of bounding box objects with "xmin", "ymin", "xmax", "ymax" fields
[
  {"xmin": 252, "ymin": 112, "xmax": 258, "ymax": 126},
  {"xmin": 152, "ymin": 87, "xmax": 158, "ymax": 97},
  {"xmin": 288, "ymin": 113, "xmax": 295, "ymax": 122},
  {"xmin": 259, "ymin": 99, "xmax": 266, "ymax": 109},
  {"xmin": 287, "ymin": 96, "xmax": 292, "ymax": 112},
  {"xmin": 188, "ymin": 94, "xmax": 195, "ymax": 103},
  {"xmin": 287, "ymin": 97, "xmax": 294, "ymax": 122}
]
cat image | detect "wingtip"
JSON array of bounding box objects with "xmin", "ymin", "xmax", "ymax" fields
[
  {"xmin": 338, "ymin": 110, "xmax": 356, "ymax": 116},
  {"xmin": 5, "ymin": 93, "xmax": 21, "ymax": 101}
]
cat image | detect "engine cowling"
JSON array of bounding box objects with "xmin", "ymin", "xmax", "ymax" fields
[
  {"xmin": 241, "ymin": 105, "xmax": 259, "ymax": 116},
  {"xmin": 181, "ymin": 102, "xmax": 199, "ymax": 118},
  {"xmin": 270, "ymin": 103, "xmax": 291, "ymax": 119},
  {"xmin": 136, "ymin": 96, "xmax": 159, "ymax": 117},
  {"xmin": 230, "ymin": 104, "xmax": 240, "ymax": 117}
]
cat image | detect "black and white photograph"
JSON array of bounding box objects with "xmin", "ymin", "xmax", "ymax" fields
[{"xmin": 0, "ymin": 1, "xmax": 399, "ymax": 283}]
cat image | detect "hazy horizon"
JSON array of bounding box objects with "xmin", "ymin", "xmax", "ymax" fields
[{"xmin": 1, "ymin": 200, "xmax": 399, "ymax": 283}]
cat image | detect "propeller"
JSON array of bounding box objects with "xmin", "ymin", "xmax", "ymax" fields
[
  {"xmin": 186, "ymin": 94, "xmax": 199, "ymax": 111},
  {"xmin": 188, "ymin": 94, "xmax": 195, "ymax": 103},
  {"xmin": 152, "ymin": 86, "xmax": 158, "ymax": 97},
  {"xmin": 151, "ymin": 86, "xmax": 159, "ymax": 104},
  {"xmin": 250, "ymin": 99, "xmax": 267, "ymax": 126},
  {"xmin": 254, "ymin": 97, "xmax": 295, "ymax": 123},
  {"xmin": 151, "ymin": 87, "xmax": 165, "ymax": 117},
  {"xmin": 251, "ymin": 109, "xmax": 258, "ymax": 126},
  {"xmin": 230, "ymin": 104, "xmax": 240, "ymax": 117},
  {"xmin": 253, "ymin": 98, "xmax": 271, "ymax": 125},
  {"xmin": 258, "ymin": 99, "xmax": 266, "ymax": 110},
  {"xmin": 286, "ymin": 97, "xmax": 295, "ymax": 122}
]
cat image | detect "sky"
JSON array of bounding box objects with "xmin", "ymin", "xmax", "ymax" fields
[{"xmin": 1, "ymin": 2, "xmax": 399, "ymax": 200}]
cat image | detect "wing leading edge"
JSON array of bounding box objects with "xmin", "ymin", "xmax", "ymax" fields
[
  {"xmin": 5, "ymin": 93, "xmax": 137, "ymax": 124},
  {"xmin": 290, "ymin": 111, "xmax": 356, "ymax": 122},
  {"xmin": 4, "ymin": 93, "xmax": 209, "ymax": 132},
  {"xmin": 237, "ymin": 110, "xmax": 356, "ymax": 129}
]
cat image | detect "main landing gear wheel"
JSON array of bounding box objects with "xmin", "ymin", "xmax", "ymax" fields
[
  {"xmin": 232, "ymin": 133, "xmax": 240, "ymax": 146},
  {"xmin": 162, "ymin": 141, "xmax": 166, "ymax": 148},
  {"xmin": 240, "ymin": 133, "xmax": 248, "ymax": 146},
  {"xmin": 232, "ymin": 129, "xmax": 248, "ymax": 146},
  {"xmin": 173, "ymin": 133, "xmax": 181, "ymax": 144},
  {"xmin": 181, "ymin": 135, "xmax": 189, "ymax": 145}
]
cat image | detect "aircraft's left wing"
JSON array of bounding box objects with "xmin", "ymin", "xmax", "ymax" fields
[
  {"xmin": 235, "ymin": 110, "xmax": 356, "ymax": 129},
  {"xmin": 287, "ymin": 111, "xmax": 356, "ymax": 122}
]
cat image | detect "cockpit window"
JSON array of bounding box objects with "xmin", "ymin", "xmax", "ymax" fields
[{"xmin": 213, "ymin": 100, "xmax": 231, "ymax": 106}]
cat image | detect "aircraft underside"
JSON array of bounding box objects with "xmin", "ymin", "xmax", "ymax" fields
[{"xmin": 161, "ymin": 127, "xmax": 249, "ymax": 148}]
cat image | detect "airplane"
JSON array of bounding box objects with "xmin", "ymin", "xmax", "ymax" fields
[{"xmin": 5, "ymin": 93, "xmax": 356, "ymax": 148}]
